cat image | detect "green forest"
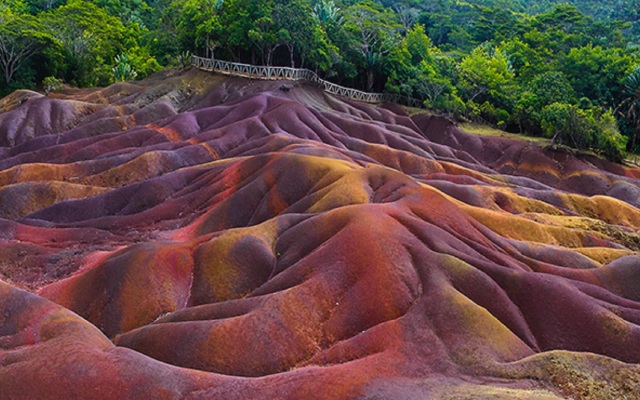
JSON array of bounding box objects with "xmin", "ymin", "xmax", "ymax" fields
[{"xmin": 2, "ymin": 0, "xmax": 640, "ymax": 161}]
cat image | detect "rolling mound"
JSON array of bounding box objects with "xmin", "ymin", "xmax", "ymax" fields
[{"xmin": 1, "ymin": 68, "xmax": 640, "ymax": 399}]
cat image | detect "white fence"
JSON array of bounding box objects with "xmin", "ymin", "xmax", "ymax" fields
[{"xmin": 192, "ymin": 56, "xmax": 423, "ymax": 108}]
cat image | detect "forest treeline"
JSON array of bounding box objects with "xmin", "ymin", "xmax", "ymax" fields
[{"xmin": 2, "ymin": 0, "xmax": 640, "ymax": 161}]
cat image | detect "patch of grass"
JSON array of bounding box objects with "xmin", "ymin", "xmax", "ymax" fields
[
  {"xmin": 459, "ymin": 123, "xmax": 640, "ymax": 165},
  {"xmin": 460, "ymin": 123, "xmax": 551, "ymax": 145},
  {"xmin": 399, "ymin": 104, "xmax": 429, "ymax": 116},
  {"xmin": 626, "ymin": 152, "xmax": 640, "ymax": 166}
]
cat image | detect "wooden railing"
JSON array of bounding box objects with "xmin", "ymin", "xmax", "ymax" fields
[{"xmin": 192, "ymin": 56, "xmax": 423, "ymax": 108}]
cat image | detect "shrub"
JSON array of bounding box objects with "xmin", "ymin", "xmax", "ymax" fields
[
  {"xmin": 541, "ymin": 102, "xmax": 627, "ymax": 162},
  {"xmin": 112, "ymin": 54, "xmax": 138, "ymax": 82},
  {"xmin": 596, "ymin": 109, "xmax": 628, "ymax": 162},
  {"xmin": 43, "ymin": 76, "xmax": 63, "ymax": 96},
  {"xmin": 177, "ymin": 50, "xmax": 192, "ymax": 69}
]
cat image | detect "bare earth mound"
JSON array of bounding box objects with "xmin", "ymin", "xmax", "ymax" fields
[{"xmin": 1, "ymin": 69, "xmax": 639, "ymax": 399}]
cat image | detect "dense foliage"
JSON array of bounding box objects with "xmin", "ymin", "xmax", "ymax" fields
[{"xmin": 1, "ymin": 0, "xmax": 639, "ymax": 160}]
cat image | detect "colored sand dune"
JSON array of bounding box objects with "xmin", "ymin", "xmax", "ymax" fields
[{"xmin": 1, "ymin": 69, "xmax": 639, "ymax": 399}]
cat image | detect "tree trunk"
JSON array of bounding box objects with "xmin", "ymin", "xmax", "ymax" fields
[
  {"xmin": 230, "ymin": 48, "xmax": 239, "ymax": 62},
  {"xmin": 266, "ymin": 44, "xmax": 281, "ymax": 66},
  {"xmin": 3, "ymin": 57, "xmax": 17, "ymax": 85},
  {"xmin": 266, "ymin": 48, "xmax": 273, "ymax": 66},
  {"xmin": 367, "ymin": 70, "xmax": 374, "ymax": 92},
  {"xmin": 2, "ymin": 62, "xmax": 11, "ymax": 84},
  {"xmin": 287, "ymin": 44, "xmax": 295, "ymax": 68},
  {"xmin": 469, "ymin": 88, "xmax": 487, "ymax": 103}
]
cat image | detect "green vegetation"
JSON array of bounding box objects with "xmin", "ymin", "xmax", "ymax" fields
[
  {"xmin": 1, "ymin": 0, "xmax": 640, "ymax": 161},
  {"xmin": 112, "ymin": 54, "xmax": 138, "ymax": 82},
  {"xmin": 42, "ymin": 75, "xmax": 62, "ymax": 95}
]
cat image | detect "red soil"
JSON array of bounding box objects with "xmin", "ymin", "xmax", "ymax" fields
[{"xmin": 0, "ymin": 69, "xmax": 639, "ymax": 399}]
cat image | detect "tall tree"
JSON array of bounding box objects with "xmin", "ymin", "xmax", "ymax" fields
[
  {"xmin": 459, "ymin": 44, "xmax": 514, "ymax": 103},
  {"xmin": 247, "ymin": 13, "xmax": 282, "ymax": 66},
  {"xmin": 513, "ymin": 71, "xmax": 576, "ymax": 135},
  {"xmin": 0, "ymin": 9, "xmax": 52, "ymax": 85},
  {"xmin": 215, "ymin": 0, "xmax": 272, "ymax": 62},
  {"xmin": 619, "ymin": 66, "xmax": 640, "ymax": 152},
  {"xmin": 312, "ymin": 0, "xmax": 352, "ymax": 79},
  {"xmin": 45, "ymin": 0, "xmax": 126, "ymax": 86},
  {"xmin": 560, "ymin": 44, "xmax": 635, "ymax": 108},
  {"xmin": 178, "ymin": 0, "xmax": 224, "ymax": 59},
  {"xmin": 385, "ymin": 24, "xmax": 458, "ymax": 109},
  {"xmin": 343, "ymin": 1, "xmax": 401, "ymax": 91},
  {"xmin": 273, "ymin": 0, "xmax": 317, "ymax": 68},
  {"xmin": 394, "ymin": 4, "xmax": 419, "ymax": 34}
]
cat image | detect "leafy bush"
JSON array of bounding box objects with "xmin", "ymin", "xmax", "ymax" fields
[
  {"xmin": 126, "ymin": 46, "xmax": 162, "ymax": 79},
  {"xmin": 596, "ymin": 109, "xmax": 628, "ymax": 162},
  {"xmin": 541, "ymin": 103, "xmax": 590, "ymax": 148},
  {"xmin": 43, "ymin": 76, "xmax": 63, "ymax": 96},
  {"xmin": 541, "ymin": 103, "xmax": 627, "ymax": 161},
  {"xmin": 514, "ymin": 72, "xmax": 576, "ymax": 136},
  {"xmin": 112, "ymin": 54, "xmax": 138, "ymax": 82},
  {"xmin": 434, "ymin": 92, "xmax": 466, "ymax": 117},
  {"xmin": 176, "ymin": 51, "xmax": 192, "ymax": 69}
]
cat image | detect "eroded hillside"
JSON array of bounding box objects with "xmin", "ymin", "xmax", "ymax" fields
[{"xmin": 1, "ymin": 69, "xmax": 639, "ymax": 399}]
